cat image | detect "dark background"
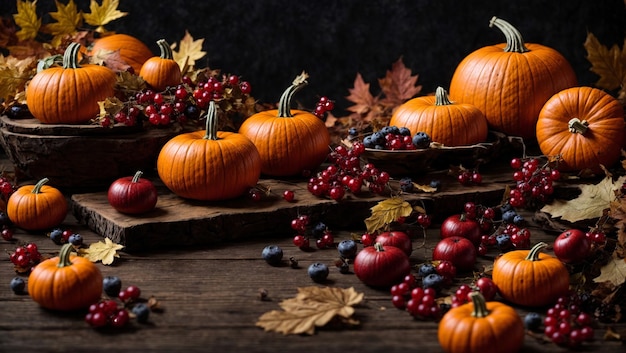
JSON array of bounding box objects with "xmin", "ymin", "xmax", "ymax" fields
[{"xmin": 2, "ymin": 0, "xmax": 625, "ymax": 113}]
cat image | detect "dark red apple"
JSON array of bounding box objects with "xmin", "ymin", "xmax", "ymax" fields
[
  {"xmin": 432, "ymin": 236, "xmax": 476, "ymax": 272},
  {"xmin": 440, "ymin": 214, "xmax": 482, "ymax": 246},
  {"xmin": 108, "ymin": 170, "xmax": 158, "ymax": 214},
  {"xmin": 553, "ymin": 229, "xmax": 591, "ymax": 264},
  {"xmin": 375, "ymin": 231, "xmax": 412, "ymax": 256}
]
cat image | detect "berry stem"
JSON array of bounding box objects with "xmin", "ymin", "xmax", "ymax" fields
[{"xmin": 278, "ymin": 72, "xmax": 309, "ymax": 118}]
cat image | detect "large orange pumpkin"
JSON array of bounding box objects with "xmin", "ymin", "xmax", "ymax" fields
[
  {"xmin": 157, "ymin": 101, "xmax": 261, "ymax": 201},
  {"xmin": 26, "ymin": 43, "xmax": 116, "ymax": 124},
  {"xmin": 389, "ymin": 86, "xmax": 488, "ymax": 146},
  {"xmin": 238, "ymin": 72, "xmax": 330, "ymax": 177},
  {"xmin": 90, "ymin": 34, "xmax": 153, "ymax": 73},
  {"xmin": 139, "ymin": 39, "xmax": 182, "ymax": 91},
  {"xmin": 449, "ymin": 16, "xmax": 577, "ymax": 140},
  {"xmin": 536, "ymin": 86, "xmax": 625, "ymax": 173}
]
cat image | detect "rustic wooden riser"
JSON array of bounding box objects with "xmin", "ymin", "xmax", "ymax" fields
[{"xmin": 71, "ymin": 168, "xmax": 518, "ymax": 252}]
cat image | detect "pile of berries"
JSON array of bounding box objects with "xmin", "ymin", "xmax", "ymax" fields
[
  {"xmin": 535, "ymin": 293, "xmax": 596, "ymax": 347},
  {"xmin": 313, "ymin": 96, "xmax": 335, "ymax": 118},
  {"xmin": 509, "ymin": 156, "xmax": 560, "ymax": 208},
  {"xmin": 389, "ymin": 273, "xmax": 443, "ymax": 320},
  {"xmin": 0, "ymin": 176, "xmax": 15, "ymax": 200},
  {"xmin": 291, "ymin": 215, "xmax": 335, "ymax": 250},
  {"xmin": 456, "ymin": 169, "xmax": 483, "ymax": 186},
  {"xmin": 9, "ymin": 243, "xmax": 41, "ymax": 272},
  {"xmin": 48, "ymin": 228, "xmax": 83, "ymax": 246},
  {"xmin": 86, "ymin": 277, "xmax": 151, "ymax": 328},
  {"xmin": 360, "ymin": 126, "xmax": 431, "ymax": 151}
]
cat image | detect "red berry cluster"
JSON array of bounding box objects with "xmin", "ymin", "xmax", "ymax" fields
[
  {"xmin": 542, "ymin": 295, "xmax": 595, "ymax": 347},
  {"xmin": 290, "ymin": 215, "xmax": 335, "ymax": 250},
  {"xmin": 314, "ymin": 96, "xmax": 335, "ymax": 118},
  {"xmin": 0, "ymin": 176, "xmax": 15, "ymax": 200},
  {"xmin": 85, "ymin": 285, "xmax": 143, "ymax": 328},
  {"xmin": 307, "ymin": 143, "xmax": 390, "ymax": 200},
  {"xmin": 450, "ymin": 277, "xmax": 498, "ymax": 308},
  {"xmin": 457, "ymin": 169, "xmax": 483, "ymax": 186},
  {"xmin": 585, "ymin": 228, "xmax": 607, "ymax": 247},
  {"xmin": 9, "ymin": 243, "xmax": 41, "ymax": 272},
  {"xmin": 509, "ymin": 157, "xmax": 560, "ymax": 208},
  {"xmin": 390, "ymin": 274, "xmax": 443, "ymax": 320}
]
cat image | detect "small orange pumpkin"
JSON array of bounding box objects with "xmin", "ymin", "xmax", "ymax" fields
[
  {"xmin": 438, "ymin": 292, "xmax": 525, "ymax": 353},
  {"xmin": 449, "ymin": 16, "xmax": 577, "ymax": 139},
  {"xmin": 28, "ymin": 243, "xmax": 103, "ymax": 311},
  {"xmin": 7, "ymin": 178, "xmax": 68, "ymax": 231},
  {"xmin": 238, "ymin": 72, "xmax": 330, "ymax": 176},
  {"xmin": 90, "ymin": 33, "xmax": 153, "ymax": 73},
  {"xmin": 492, "ymin": 242, "xmax": 570, "ymax": 307},
  {"xmin": 390, "ymin": 86, "xmax": 488, "ymax": 146},
  {"xmin": 157, "ymin": 101, "xmax": 262, "ymax": 200},
  {"xmin": 139, "ymin": 39, "xmax": 182, "ymax": 92},
  {"xmin": 26, "ymin": 43, "xmax": 116, "ymax": 124},
  {"xmin": 536, "ymin": 86, "xmax": 625, "ymax": 173}
]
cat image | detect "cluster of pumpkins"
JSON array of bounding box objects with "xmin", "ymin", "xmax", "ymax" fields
[{"xmin": 22, "ymin": 16, "xmax": 626, "ymax": 208}]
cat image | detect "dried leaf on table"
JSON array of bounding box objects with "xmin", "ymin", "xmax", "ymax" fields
[
  {"xmin": 540, "ymin": 175, "xmax": 626, "ymax": 223},
  {"xmin": 79, "ymin": 237, "xmax": 124, "ymax": 265},
  {"xmin": 83, "ymin": 0, "xmax": 128, "ymax": 33},
  {"xmin": 13, "ymin": 0, "xmax": 41, "ymax": 41},
  {"xmin": 256, "ymin": 286, "xmax": 363, "ymax": 335},
  {"xmin": 365, "ymin": 196, "xmax": 413, "ymax": 233}
]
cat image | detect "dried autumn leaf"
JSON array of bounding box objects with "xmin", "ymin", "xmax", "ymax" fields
[
  {"xmin": 345, "ymin": 73, "xmax": 377, "ymax": 115},
  {"xmin": 584, "ymin": 32, "xmax": 626, "ymax": 91},
  {"xmin": 115, "ymin": 70, "xmax": 146, "ymax": 91},
  {"xmin": 540, "ymin": 176, "xmax": 626, "ymax": 222},
  {"xmin": 0, "ymin": 17, "xmax": 18, "ymax": 48},
  {"xmin": 79, "ymin": 237, "xmax": 124, "ymax": 265},
  {"xmin": 594, "ymin": 255, "xmax": 626, "ymax": 287},
  {"xmin": 82, "ymin": 0, "xmax": 128, "ymax": 33},
  {"xmin": 43, "ymin": 0, "xmax": 82, "ymax": 48},
  {"xmin": 0, "ymin": 55, "xmax": 36, "ymax": 101},
  {"xmin": 90, "ymin": 47, "xmax": 131, "ymax": 72},
  {"xmin": 13, "ymin": 0, "xmax": 41, "ymax": 41},
  {"xmin": 171, "ymin": 30, "xmax": 207, "ymax": 72},
  {"xmin": 378, "ymin": 57, "xmax": 422, "ymax": 106},
  {"xmin": 256, "ymin": 286, "xmax": 363, "ymax": 335},
  {"xmin": 364, "ymin": 196, "xmax": 413, "ymax": 233},
  {"xmin": 97, "ymin": 96, "xmax": 124, "ymax": 119}
]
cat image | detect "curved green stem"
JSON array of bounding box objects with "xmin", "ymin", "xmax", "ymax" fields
[
  {"xmin": 525, "ymin": 242, "xmax": 548, "ymax": 261},
  {"xmin": 434, "ymin": 86, "xmax": 453, "ymax": 106},
  {"xmin": 57, "ymin": 243, "xmax": 75, "ymax": 268},
  {"xmin": 469, "ymin": 291, "xmax": 490, "ymax": 318},
  {"xmin": 203, "ymin": 100, "xmax": 219, "ymax": 140},
  {"xmin": 131, "ymin": 171, "xmax": 144, "ymax": 183},
  {"xmin": 156, "ymin": 39, "xmax": 174, "ymax": 60},
  {"xmin": 489, "ymin": 16, "xmax": 529, "ymax": 53},
  {"xmin": 31, "ymin": 178, "xmax": 50, "ymax": 194},
  {"xmin": 62, "ymin": 42, "xmax": 82, "ymax": 69},
  {"xmin": 278, "ymin": 71, "xmax": 309, "ymax": 118}
]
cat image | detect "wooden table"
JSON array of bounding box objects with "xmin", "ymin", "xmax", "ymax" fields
[{"xmin": 0, "ymin": 156, "xmax": 624, "ymax": 353}]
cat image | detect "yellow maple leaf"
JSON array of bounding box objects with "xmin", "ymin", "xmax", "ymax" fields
[
  {"xmin": 0, "ymin": 54, "xmax": 36, "ymax": 101},
  {"xmin": 256, "ymin": 286, "xmax": 363, "ymax": 335},
  {"xmin": 79, "ymin": 237, "xmax": 124, "ymax": 265},
  {"xmin": 43, "ymin": 0, "xmax": 82, "ymax": 48},
  {"xmin": 171, "ymin": 30, "xmax": 207, "ymax": 73},
  {"xmin": 541, "ymin": 175, "xmax": 626, "ymax": 222},
  {"xmin": 584, "ymin": 32, "xmax": 626, "ymax": 91},
  {"xmin": 82, "ymin": 0, "xmax": 128, "ymax": 33},
  {"xmin": 364, "ymin": 196, "xmax": 413, "ymax": 233},
  {"xmin": 13, "ymin": 0, "xmax": 41, "ymax": 41}
]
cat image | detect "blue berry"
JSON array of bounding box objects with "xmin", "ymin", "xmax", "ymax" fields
[
  {"xmin": 422, "ymin": 273, "xmax": 444, "ymax": 291},
  {"xmin": 363, "ymin": 135, "xmax": 375, "ymax": 148},
  {"xmin": 418, "ymin": 263, "xmax": 437, "ymax": 277},
  {"xmin": 308, "ymin": 262, "xmax": 329, "ymax": 283},
  {"xmin": 524, "ymin": 312, "xmax": 543, "ymax": 331},
  {"xmin": 311, "ymin": 221, "xmax": 327, "ymax": 238},
  {"xmin": 412, "ymin": 132, "xmax": 431, "ymax": 149},
  {"xmin": 399, "ymin": 177, "xmax": 414, "ymax": 192},
  {"xmin": 500, "ymin": 203, "xmax": 514, "ymax": 214},
  {"xmin": 399, "ymin": 127, "xmax": 411, "ymax": 136},
  {"xmin": 337, "ymin": 239, "xmax": 358, "ymax": 259},
  {"xmin": 10, "ymin": 277, "xmax": 25, "ymax": 294},
  {"xmin": 68, "ymin": 233, "xmax": 83, "ymax": 246},
  {"xmin": 372, "ymin": 131, "xmax": 385, "ymax": 145},
  {"xmin": 262, "ymin": 245, "xmax": 283, "ymax": 265},
  {"xmin": 429, "ymin": 180, "xmax": 441, "ymax": 189},
  {"xmin": 388, "ymin": 126, "xmax": 400, "ymax": 135},
  {"xmin": 49, "ymin": 228, "xmax": 64, "ymax": 245},
  {"xmin": 103, "ymin": 276, "xmax": 122, "ymax": 297},
  {"xmin": 348, "ymin": 127, "xmax": 358, "ymax": 136},
  {"xmin": 502, "ymin": 210, "xmax": 518, "ymax": 224},
  {"xmin": 513, "ymin": 215, "xmax": 525, "ymax": 225},
  {"xmin": 132, "ymin": 303, "xmax": 150, "ymax": 323},
  {"xmin": 496, "ymin": 233, "xmax": 513, "ymax": 251}
]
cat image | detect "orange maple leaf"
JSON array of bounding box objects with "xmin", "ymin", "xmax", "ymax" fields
[
  {"xmin": 378, "ymin": 57, "xmax": 422, "ymax": 106},
  {"xmin": 345, "ymin": 73, "xmax": 378, "ymax": 115}
]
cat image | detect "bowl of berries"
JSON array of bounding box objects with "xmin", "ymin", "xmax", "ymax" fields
[{"xmin": 343, "ymin": 126, "xmax": 505, "ymax": 177}]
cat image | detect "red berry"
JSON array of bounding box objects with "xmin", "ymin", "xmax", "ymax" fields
[{"xmin": 283, "ymin": 190, "xmax": 295, "ymax": 202}]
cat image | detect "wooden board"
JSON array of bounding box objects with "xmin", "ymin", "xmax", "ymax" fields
[{"xmin": 71, "ymin": 169, "xmax": 516, "ymax": 252}]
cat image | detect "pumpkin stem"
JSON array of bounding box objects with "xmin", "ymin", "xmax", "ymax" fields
[
  {"xmin": 434, "ymin": 86, "xmax": 453, "ymax": 106},
  {"xmin": 525, "ymin": 242, "xmax": 549, "ymax": 261},
  {"xmin": 203, "ymin": 100, "xmax": 219, "ymax": 140},
  {"xmin": 31, "ymin": 178, "xmax": 50, "ymax": 194},
  {"xmin": 489, "ymin": 16, "xmax": 529, "ymax": 53},
  {"xmin": 131, "ymin": 170, "xmax": 144, "ymax": 183},
  {"xmin": 469, "ymin": 291, "xmax": 490, "ymax": 318},
  {"xmin": 374, "ymin": 242, "xmax": 385, "ymax": 252},
  {"xmin": 278, "ymin": 71, "xmax": 309, "ymax": 118},
  {"xmin": 568, "ymin": 118, "xmax": 589, "ymax": 135},
  {"xmin": 62, "ymin": 42, "xmax": 82, "ymax": 69},
  {"xmin": 57, "ymin": 243, "xmax": 75, "ymax": 268},
  {"xmin": 156, "ymin": 39, "xmax": 174, "ymax": 60}
]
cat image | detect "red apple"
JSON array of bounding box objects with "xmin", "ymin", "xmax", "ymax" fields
[
  {"xmin": 432, "ymin": 236, "xmax": 476, "ymax": 272},
  {"xmin": 440, "ymin": 214, "xmax": 482, "ymax": 246},
  {"xmin": 553, "ymin": 229, "xmax": 591, "ymax": 264},
  {"xmin": 375, "ymin": 231, "xmax": 412, "ymax": 256},
  {"xmin": 108, "ymin": 170, "xmax": 158, "ymax": 214}
]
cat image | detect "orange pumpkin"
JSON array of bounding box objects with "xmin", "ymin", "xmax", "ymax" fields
[
  {"xmin": 90, "ymin": 33, "xmax": 153, "ymax": 73},
  {"xmin": 536, "ymin": 86, "xmax": 625, "ymax": 173},
  {"xmin": 492, "ymin": 242, "xmax": 570, "ymax": 307},
  {"xmin": 390, "ymin": 86, "xmax": 488, "ymax": 146},
  {"xmin": 238, "ymin": 72, "xmax": 330, "ymax": 176},
  {"xmin": 26, "ymin": 43, "xmax": 116, "ymax": 124},
  {"xmin": 157, "ymin": 101, "xmax": 262, "ymax": 200},
  {"xmin": 7, "ymin": 178, "xmax": 68, "ymax": 231},
  {"xmin": 28, "ymin": 243, "xmax": 103, "ymax": 311},
  {"xmin": 449, "ymin": 16, "xmax": 577, "ymax": 139},
  {"xmin": 139, "ymin": 39, "xmax": 182, "ymax": 91}
]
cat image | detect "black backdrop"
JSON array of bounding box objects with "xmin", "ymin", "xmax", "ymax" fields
[{"xmin": 2, "ymin": 0, "xmax": 625, "ymax": 113}]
